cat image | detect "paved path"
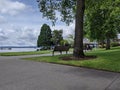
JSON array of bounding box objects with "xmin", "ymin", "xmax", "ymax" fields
[{"xmin": 0, "ymin": 55, "xmax": 120, "ymax": 90}]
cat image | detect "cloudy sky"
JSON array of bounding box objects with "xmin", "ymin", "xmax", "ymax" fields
[{"xmin": 0, "ymin": 0, "xmax": 74, "ymax": 46}]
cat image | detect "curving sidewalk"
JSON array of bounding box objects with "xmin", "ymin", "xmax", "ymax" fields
[{"xmin": 0, "ymin": 54, "xmax": 120, "ymax": 90}]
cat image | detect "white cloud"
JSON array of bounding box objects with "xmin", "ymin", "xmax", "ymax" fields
[
  {"xmin": 0, "ymin": 23, "xmax": 75, "ymax": 46},
  {"xmin": 51, "ymin": 23, "xmax": 75, "ymax": 38},
  {"xmin": 0, "ymin": 15, "xmax": 7, "ymax": 24},
  {"xmin": 0, "ymin": 0, "xmax": 27, "ymax": 15},
  {"xmin": 0, "ymin": 26, "xmax": 39, "ymax": 46},
  {"xmin": 0, "ymin": 0, "xmax": 75, "ymax": 46}
]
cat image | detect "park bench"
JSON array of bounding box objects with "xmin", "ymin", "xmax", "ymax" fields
[
  {"xmin": 84, "ymin": 44, "xmax": 93, "ymax": 52},
  {"xmin": 52, "ymin": 46, "xmax": 70, "ymax": 56}
]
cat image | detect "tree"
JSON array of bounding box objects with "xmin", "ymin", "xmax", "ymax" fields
[
  {"xmin": 85, "ymin": 0, "xmax": 120, "ymax": 50},
  {"xmin": 37, "ymin": 24, "xmax": 52, "ymax": 47},
  {"xmin": 73, "ymin": 0, "xmax": 85, "ymax": 57},
  {"xmin": 37, "ymin": 0, "xmax": 120, "ymax": 57},
  {"xmin": 102, "ymin": 0, "xmax": 120, "ymax": 49},
  {"xmin": 51, "ymin": 30, "xmax": 63, "ymax": 45},
  {"xmin": 37, "ymin": 0, "xmax": 85, "ymax": 58},
  {"xmin": 85, "ymin": 9, "xmax": 107, "ymax": 48}
]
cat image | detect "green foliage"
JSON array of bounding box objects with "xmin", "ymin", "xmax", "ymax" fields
[
  {"xmin": 111, "ymin": 42, "xmax": 120, "ymax": 47},
  {"xmin": 85, "ymin": 9, "xmax": 105, "ymax": 41},
  {"xmin": 51, "ymin": 30, "xmax": 63, "ymax": 45},
  {"xmin": 37, "ymin": 0, "xmax": 76, "ymax": 25},
  {"xmin": 85, "ymin": 9, "xmax": 119, "ymax": 41},
  {"xmin": 37, "ymin": 24, "xmax": 52, "ymax": 47},
  {"xmin": 60, "ymin": 39, "xmax": 69, "ymax": 46},
  {"xmin": 85, "ymin": 0, "xmax": 120, "ymax": 49}
]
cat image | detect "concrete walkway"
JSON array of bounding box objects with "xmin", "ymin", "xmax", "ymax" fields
[{"xmin": 0, "ymin": 54, "xmax": 120, "ymax": 90}]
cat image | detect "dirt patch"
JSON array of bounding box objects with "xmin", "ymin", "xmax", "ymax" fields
[{"xmin": 60, "ymin": 55, "xmax": 97, "ymax": 61}]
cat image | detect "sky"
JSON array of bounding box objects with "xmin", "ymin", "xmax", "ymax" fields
[
  {"xmin": 0, "ymin": 0, "xmax": 119, "ymax": 46},
  {"xmin": 0, "ymin": 0, "xmax": 74, "ymax": 46}
]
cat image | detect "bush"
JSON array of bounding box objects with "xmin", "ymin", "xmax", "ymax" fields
[
  {"xmin": 98, "ymin": 44, "xmax": 106, "ymax": 48},
  {"xmin": 111, "ymin": 42, "xmax": 120, "ymax": 47},
  {"xmin": 60, "ymin": 40, "xmax": 69, "ymax": 46}
]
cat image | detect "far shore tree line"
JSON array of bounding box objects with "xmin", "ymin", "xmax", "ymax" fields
[{"xmin": 37, "ymin": 24, "xmax": 69, "ymax": 49}]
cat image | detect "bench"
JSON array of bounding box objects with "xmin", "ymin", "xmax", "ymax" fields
[
  {"xmin": 84, "ymin": 44, "xmax": 93, "ymax": 52},
  {"xmin": 52, "ymin": 46, "xmax": 70, "ymax": 56}
]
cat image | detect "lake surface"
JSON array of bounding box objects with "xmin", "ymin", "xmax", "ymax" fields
[{"xmin": 0, "ymin": 48, "xmax": 37, "ymax": 53}]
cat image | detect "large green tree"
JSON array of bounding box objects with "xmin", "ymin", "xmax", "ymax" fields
[
  {"xmin": 102, "ymin": 0, "xmax": 120, "ymax": 49},
  {"xmin": 37, "ymin": 0, "xmax": 85, "ymax": 58},
  {"xmin": 85, "ymin": 0, "xmax": 120, "ymax": 50},
  {"xmin": 37, "ymin": 24, "xmax": 52, "ymax": 47}
]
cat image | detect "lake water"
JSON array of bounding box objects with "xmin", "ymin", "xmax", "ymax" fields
[{"xmin": 0, "ymin": 48, "xmax": 37, "ymax": 53}]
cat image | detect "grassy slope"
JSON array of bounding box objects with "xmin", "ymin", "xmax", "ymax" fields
[
  {"xmin": 0, "ymin": 50, "xmax": 51, "ymax": 56},
  {"xmin": 25, "ymin": 47, "xmax": 120, "ymax": 72}
]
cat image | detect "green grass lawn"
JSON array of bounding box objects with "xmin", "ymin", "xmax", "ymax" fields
[
  {"xmin": 0, "ymin": 50, "xmax": 51, "ymax": 56},
  {"xmin": 25, "ymin": 46, "xmax": 120, "ymax": 72}
]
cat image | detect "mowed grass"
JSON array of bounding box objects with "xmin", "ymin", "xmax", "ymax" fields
[
  {"xmin": 25, "ymin": 46, "xmax": 120, "ymax": 72},
  {"xmin": 0, "ymin": 50, "xmax": 51, "ymax": 56}
]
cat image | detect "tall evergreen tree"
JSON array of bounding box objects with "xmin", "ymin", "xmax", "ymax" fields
[{"xmin": 37, "ymin": 24, "xmax": 52, "ymax": 47}]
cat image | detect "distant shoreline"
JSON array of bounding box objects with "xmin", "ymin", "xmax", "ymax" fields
[
  {"xmin": 0, "ymin": 46, "xmax": 37, "ymax": 48},
  {"xmin": 0, "ymin": 47, "xmax": 37, "ymax": 53}
]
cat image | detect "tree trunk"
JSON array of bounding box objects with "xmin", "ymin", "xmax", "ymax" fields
[
  {"xmin": 106, "ymin": 38, "xmax": 110, "ymax": 50},
  {"xmin": 73, "ymin": 0, "xmax": 85, "ymax": 58}
]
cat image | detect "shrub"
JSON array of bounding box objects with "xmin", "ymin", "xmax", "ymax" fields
[
  {"xmin": 60, "ymin": 40, "xmax": 69, "ymax": 46},
  {"xmin": 111, "ymin": 42, "xmax": 120, "ymax": 47}
]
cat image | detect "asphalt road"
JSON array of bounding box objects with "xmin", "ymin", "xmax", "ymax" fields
[{"xmin": 0, "ymin": 55, "xmax": 120, "ymax": 90}]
